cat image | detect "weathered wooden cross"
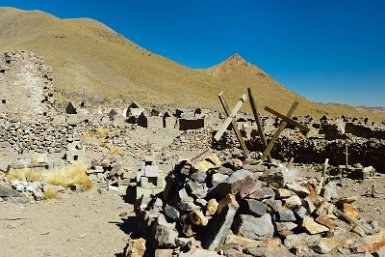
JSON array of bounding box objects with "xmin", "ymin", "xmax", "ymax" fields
[
  {"xmin": 260, "ymin": 101, "xmax": 310, "ymax": 161},
  {"xmin": 214, "ymin": 92, "xmax": 250, "ymax": 159},
  {"xmin": 214, "ymin": 89, "xmax": 310, "ymax": 162},
  {"xmin": 247, "ymin": 88, "xmax": 272, "ymax": 162}
]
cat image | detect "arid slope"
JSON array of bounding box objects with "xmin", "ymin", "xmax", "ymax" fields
[{"xmin": 0, "ymin": 7, "xmax": 383, "ymax": 120}]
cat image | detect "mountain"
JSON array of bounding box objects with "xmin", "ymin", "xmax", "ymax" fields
[{"xmin": 0, "ymin": 7, "xmax": 383, "ymax": 120}]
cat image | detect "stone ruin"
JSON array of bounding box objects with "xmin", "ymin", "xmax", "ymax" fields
[
  {"xmin": 0, "ymin": 51, "xmax": 55, "ymax": 115},
  {"xmin": 135, "ymin": 156, "xmax": 166, "ymax": 200},
  {"xmin": 65, "ymin": 139, "xmax": 86, "ymax": 163}
]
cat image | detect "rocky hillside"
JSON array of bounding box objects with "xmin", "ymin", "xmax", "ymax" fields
[{"xmin": 0, "ymin": 7, "xmax": 383, "ymax": 120}]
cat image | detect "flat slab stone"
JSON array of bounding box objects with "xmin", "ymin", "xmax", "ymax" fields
[
  {"xmin": 232, "ymin": 213, "xmax": 274, "ymax": 241},
  {"xmin": 203, "ymin": 194, "xmax": 239, "ymax": 250}
]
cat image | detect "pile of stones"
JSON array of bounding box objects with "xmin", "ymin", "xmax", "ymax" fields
[
  {"xmin": 133, "ymin": 155, "xmax": 385, "ymax": 257},
  {"xmin": 88, "ymin": 154, "xmax": 131, "ymax": 186}
]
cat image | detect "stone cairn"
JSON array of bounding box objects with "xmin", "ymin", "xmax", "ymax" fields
[{"xmin": 133, "ymin": 155, "xmax": 385, "ymax": 256}]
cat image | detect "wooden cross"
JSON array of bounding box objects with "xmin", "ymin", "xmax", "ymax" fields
[
  {"xmin": 261, "ymin": 101, "xmax": 305, "ymax": 161},
  {"xmin": 264, "ymin": 106, "xmax": 310, "ymax": 134},
  {"xmin": 247, "ymin": 88, "xmax": 272, "ymax": 162},
  {"xmin": 214, "ymin": 93, "xmax": 250, "ymax": 158}
]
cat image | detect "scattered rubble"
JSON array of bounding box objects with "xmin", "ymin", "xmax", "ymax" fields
[{"xmin": 132, "ymin": 155, "xmax": 385, "ymax": 256}]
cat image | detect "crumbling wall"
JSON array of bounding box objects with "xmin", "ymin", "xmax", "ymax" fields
[
  {"xmin": 0, "ymin": 51, "xmax": 54, "ymax": 115},
  {"xmin": 0, "ymin": 115, "xmax": 78, "ymax": 154}
]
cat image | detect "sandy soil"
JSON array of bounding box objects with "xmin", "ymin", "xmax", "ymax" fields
[{"xmin": 0, "ymin": 187, "xmax": 131, "ymax": 257}]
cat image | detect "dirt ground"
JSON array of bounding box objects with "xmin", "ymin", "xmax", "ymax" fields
[
  {"xmin": 0, "ymin": 187, "xmax": 131, "ymax": 257},
  {"xmin": 299, "ymin": 164, "xmax": 385, "ymax": 228}
]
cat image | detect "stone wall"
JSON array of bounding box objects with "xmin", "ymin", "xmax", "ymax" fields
[{"xmin": 0, "ymin": 51, "xmax": 54, "ymax": 115}]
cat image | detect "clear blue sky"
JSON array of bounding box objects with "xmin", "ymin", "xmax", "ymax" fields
[{"xmin": 2, "ymin": 0, "xmax": 385, "ymax": 107}]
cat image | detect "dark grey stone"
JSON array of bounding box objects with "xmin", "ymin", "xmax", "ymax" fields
[
  {"xmin": 164, "ymin": 204, "xmax": 180, "ymax": 221},
  {"xmin": 203, "ymin": 197, "xmax": 239, "ymax": 250},
  {"xmin": 294, "ymin": 206, "xmax": 307, "ymax": 220},
  {"xmin": 190, "ymin": 172, "xmax": 207, "ymax": 183},
  {"xmin": 277, "ymin": 208, "xmax": 296, "ymax": 222},
  {"xmin": 239, "ymin": 199, "xmax": 267, "ymax": 217},
  {"xmin": 232, "ymin": 214, "xmax": 274, "ymax": 241},
  {"xmin": 0, "ymin": 183, "xmax": 21, "ymax": 197},
  {"xmin": 154, "ymin": 224, "xmax": 178, "ymax": 248}
]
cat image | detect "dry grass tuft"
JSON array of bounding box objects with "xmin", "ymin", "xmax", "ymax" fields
[
  {"xmin": 7, "ymin": 162, "xmax": 92, "ymax": 190},
  {"xmin": 109, "ymin": 146, "xmax": 124, "ymax": 156},
  {"xmin": 96, "ymin": 128, "xmax": 109, "ymax": 139},
  {"xmin": 99, "ymin": 141, "xmax": 109, "ymax": 148},
  {"xmin": 83, "ymin": 129, "xmax": 91, "ymax": 138},
  {"xmin": 7, "ymin": 169, "xmax": 44, "ymax": 181},
  {"xmin": 45, "ymin": 162, "xmax": 92, "ymax": 190},
  {"xmin": 43, "ymin": 187, "xmax": 58, "ymax": 200}
]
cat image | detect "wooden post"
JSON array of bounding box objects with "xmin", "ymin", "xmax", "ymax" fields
[
  {"xmin": 214, "ymin": 94, "xmax": 247, "ymax": 141},
  {"xmin": 334, "ymin": 207, "xmax": 374, "ymax": 235},
  {"xmin": 261, "ymin": 101, "xmax": 299, "ymax": 161},
  {"xmin": 318, "ymin": 158, "xmax": 329, "ymax": 194},
  {"xmin": 339, "ymin": 166, "xmax": 343, "ymax": 182},
  {"xmin": 345, "ymin": 144, "xmax": 349, "ymax": 168},
  {"xmin": 218, "ymin": 92, "xmax": 250, "ymax": 159},
  {"xmin": 247, "ymin": 88, "xmax": 272, "ymax": 162}
]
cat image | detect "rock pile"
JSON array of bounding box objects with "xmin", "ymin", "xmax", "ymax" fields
[
  {"xmin": 88, "ymin": 153, "xmax": 131, "ymax": 185},
  {"xmin": 133, "ymin": 156, "xmax": 385, "ymax": 256}
]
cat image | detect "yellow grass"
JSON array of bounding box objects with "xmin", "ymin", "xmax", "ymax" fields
[
  {"xmin": 96, "ymin": 128, "xmax": 109, "ymax": 139},
  {"xmin": 45, "ymin": 162, "xmax": 92, "ymax": 190},
  {"xmin": 109, "ymin": 146, "xmax": 124, "ymax": 156},
  {"xmin": 7, "ymin": 162, "xmax": 92, "ymax": 190},
  {"xmin": 100, "ymin": 141, "xmax": 109, "ymax": 148},
  {"xmin": 82, "ymin": 129, "xmax": 91, "ymax": 138},
  {"xmin": 43, "ymin": 187, "xmax": 58, "ymax": 200},
  {"xmin": 7, "ymin": 169, "xmax": 44, "ymax": 181}
]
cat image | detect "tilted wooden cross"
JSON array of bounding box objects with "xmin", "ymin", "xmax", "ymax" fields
[
  {"xmin": 247, "ymin": 88, "xmax": 272, "ymax": 162},
  {"xmin": 261, "ymin": 101, "xmax": 310, "ymax": 161},
  {"xmin": 214, "ymin": 93, "xmax": 250, "ymax": 158}
]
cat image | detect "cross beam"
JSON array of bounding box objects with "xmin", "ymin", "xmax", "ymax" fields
[
  {"xmin": 218, "ymin": 92, "xmax": 250, "ymax": 158},
  {"xmin": 247, "ymin": 88, "xmax": 272, "ymax": 162},
  {"xmin": 214, "ymin": 94, "xmax": 247, "ymax": 141},
  {"xmin": 264, "ymin": 106, "xmax": 310, "ymax": 134},
  {"xmin": 261, "ymin": 101, "xmax": 299, "ymax": 161}
]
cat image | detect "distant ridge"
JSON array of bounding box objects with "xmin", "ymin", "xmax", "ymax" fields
[{"xmin": 0, "ymin": 7, "xmax": 383, "ymax": 120}]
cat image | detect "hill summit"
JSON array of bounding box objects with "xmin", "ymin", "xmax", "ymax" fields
[{"xmin": 0, "ymin": 7, "xmax": 383, "ymax": 120}]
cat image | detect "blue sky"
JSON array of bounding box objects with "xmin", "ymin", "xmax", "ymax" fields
[{"xmin": 1, "ymin": 0, "xmax": 385, "ymax": 107}]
